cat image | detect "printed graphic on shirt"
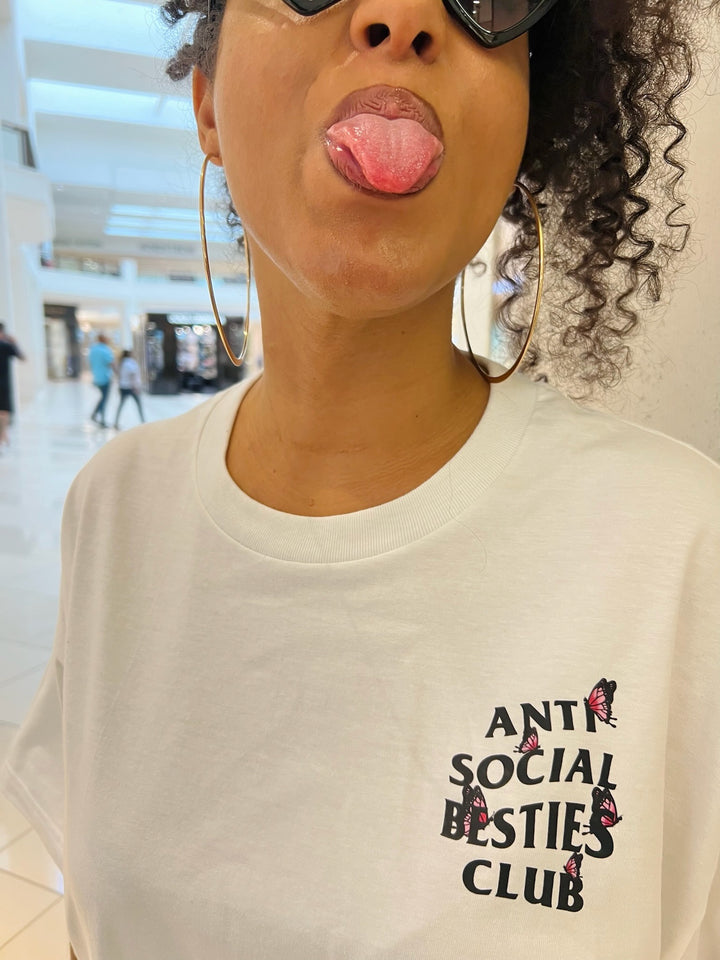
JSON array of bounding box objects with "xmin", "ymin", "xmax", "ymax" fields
[
  {"xmin": 441, "ymin": 678, "xmax": 622, "ymax": 914},
  {"xmin": 584, "ymin": 678, "xmax": 618, "ymax": 727},
  {"xmin": 514, "ymin": 727, "xmax": 540, "ymax": 754},
  {"xmin": 462, "ymin": 784, "xmax": 493, "ymax": 837},
  {"xmin": 564, "ymin": 852, "xmax": 583, "ymax": 880}
]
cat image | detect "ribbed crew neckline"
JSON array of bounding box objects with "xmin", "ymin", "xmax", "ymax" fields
[{"xmin": 195, "ymin": 365, "xmax": 538, "ymax": 564}]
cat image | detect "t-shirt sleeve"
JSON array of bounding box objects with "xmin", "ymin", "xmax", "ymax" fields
[
  {"xmin": 665, "ymin": 465, "xmax": 720, "ymax": 959},
  {"xmin": 679, "ymin": 858, "xmax": 720, "ymax": 960},
  {"xmin": 0, "ymin": 479, "xmax": 80, "ymax": 874},
  {"xmin": 0, "ymin": 647, "xmax": 65, "ymax": 871},
  {"xmin": 697, "ymin": 859, "xmax": 720, "ymax": 959}
]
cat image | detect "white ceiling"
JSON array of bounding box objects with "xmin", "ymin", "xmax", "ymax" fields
[{"xmin": 17, "ymin": 0, "xmax": 229, "ymax": 260}]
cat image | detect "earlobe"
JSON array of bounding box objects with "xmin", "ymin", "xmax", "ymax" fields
[{"xmin": 193, "ymin": 67, "xmax": 221, "ymax": 163}]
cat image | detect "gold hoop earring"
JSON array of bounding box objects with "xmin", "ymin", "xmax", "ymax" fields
[
  {"xmin": 199, "ymin": 154, "xmax": 252, "ymax": 368},
  {"xmin": 461, "ymin": 180, "xmax": 545, "ymax": 384}
]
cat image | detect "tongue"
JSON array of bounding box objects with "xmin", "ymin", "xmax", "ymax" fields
[{"xmin": 326, "ymin": 113, "xmax": 444, "ymax": 194}]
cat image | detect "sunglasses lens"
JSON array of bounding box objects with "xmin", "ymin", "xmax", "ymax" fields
[{"xmin": 454, "ymin": 0, "xmax": 546, "ymax": 33}]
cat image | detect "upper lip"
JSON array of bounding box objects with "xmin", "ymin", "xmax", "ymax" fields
[{"xmin": 325, "ymin": 85, "xmax": 445, "ymax": 145}]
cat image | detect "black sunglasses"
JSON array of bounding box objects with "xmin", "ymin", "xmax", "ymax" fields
[{"xmin": 279, "ymin": 0, "xmax": 560, "ymax": 48}]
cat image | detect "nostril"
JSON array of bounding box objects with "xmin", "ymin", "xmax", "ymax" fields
[
  {"xmin": 413, "ymin": 31, "xmax": 432, "ymax": 56},
  {"xmin": 367, "ymin": 23, "xmax": 390, "ymax": 47}
]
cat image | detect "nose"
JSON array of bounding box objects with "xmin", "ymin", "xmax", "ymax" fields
[{"xmin": 349, "ymin": 0, "xmax": 448, "ymax": 63}]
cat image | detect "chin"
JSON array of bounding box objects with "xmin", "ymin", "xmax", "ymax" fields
[
  {"xmin": 297, "ymin": 233, "xmax": 441, "ymax": 304},
  {"xmin": 304, "ymin": 256, "xmax": 442, "ymax": 319}
]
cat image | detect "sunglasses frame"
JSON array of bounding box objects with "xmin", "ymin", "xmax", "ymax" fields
[{"xmin": 280, "ymin": 0, "xmax": 560, "ymax": 48}]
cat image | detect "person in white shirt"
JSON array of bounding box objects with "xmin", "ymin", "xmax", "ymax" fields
[
  {"xmin": 2, "ymin": 2, "xmax": 720, "ymax": 960},
  {"xmin": 113, "ymin": 350, "xmax": 145, "ymax": 430}
]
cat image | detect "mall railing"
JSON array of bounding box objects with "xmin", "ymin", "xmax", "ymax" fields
[{"xmin": 1, "ymin": 122, "xmax": 37, "ymax": 168}]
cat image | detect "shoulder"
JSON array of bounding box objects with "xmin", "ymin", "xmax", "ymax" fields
[
  {"xmin": 529, "ymin": 378, "xmax": 720, "ymax": 526},
  {"xmin": 65, "ymin": 389, "xmax": 231, "ymax": 526}
]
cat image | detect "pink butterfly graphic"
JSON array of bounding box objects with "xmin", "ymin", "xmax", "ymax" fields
[
  {"xmin": 583, "ymin": 786, "xmax": 623, "ymax": 836},
  {"xmin": 514, "ymin": 726, "xmax": 540, "ymax": 754},
  {"xmin": 584, "ymin": 678, "xmax": 618, "ymax": 727},
  {"xmin": 564, "ymin": 852, "xmax": 583, "ymax": 880},
  {"xmin": 462, "ymin": 784, "xmax": 492, "ymax": 836}
]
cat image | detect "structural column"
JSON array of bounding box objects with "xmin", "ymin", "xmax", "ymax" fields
[{"xmin": 120, "ymin": 258, "xmax": 139, "ymax": 350}]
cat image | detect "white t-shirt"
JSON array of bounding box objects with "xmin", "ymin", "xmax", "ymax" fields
[
  {"xmin": 117, "ymin": 356, "xmax": 141, "ymax": 391},
  {"xmin": 2, "ymin": 368, "xmax": 719, "ymax": 960}
]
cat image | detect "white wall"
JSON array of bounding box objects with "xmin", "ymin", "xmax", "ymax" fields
[
  {"xmin": 0, "ymin": 0, "xmax": 54, "ymax": 406},
  {"xmin": 585, "ymin": 18, "xmax": 720, "ymax": 462}
]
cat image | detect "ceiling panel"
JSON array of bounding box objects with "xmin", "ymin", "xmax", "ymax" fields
[
  {"xmin": 24, "ymin": 40, "xmax": 188, "ymax": 98},
  {"xmin": 18, "ymin": 0, "xmax": 165, "ymax": 57},
  {"xmin": 16, "ymin": 0, "xmax": 223, "ymax": 257}
]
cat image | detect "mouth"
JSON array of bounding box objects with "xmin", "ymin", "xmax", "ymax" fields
[{"xmin": 323, "ymin": 85, "xmax": 446, "ymax": 198}]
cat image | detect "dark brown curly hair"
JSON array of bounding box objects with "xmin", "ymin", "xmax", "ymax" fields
[{"xmin": 161, "ymin": 0, "xmax": 719, "ymax": 398}]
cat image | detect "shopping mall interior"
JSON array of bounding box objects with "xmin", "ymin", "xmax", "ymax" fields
[{"xmin": 0, "ymin": 0, "xmax": 719, "ymax": 956}]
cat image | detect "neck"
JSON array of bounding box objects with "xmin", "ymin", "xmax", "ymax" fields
[{"xmin": 226, "ymin": 247, "xmax": 491, "ymax": 516}]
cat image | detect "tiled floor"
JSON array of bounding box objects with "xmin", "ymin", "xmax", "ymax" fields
[{"xmin": 0, "ymin": 378, "xmax": 210, "ymax": 958}]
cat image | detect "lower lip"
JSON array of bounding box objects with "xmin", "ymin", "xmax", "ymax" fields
[{"xmin": 324, "ymin": 141, "xmax": 444, "ymax": 199}]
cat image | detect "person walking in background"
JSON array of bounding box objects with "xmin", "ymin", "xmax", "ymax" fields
[
  {"xmin": 0, "ymin": 322, "xmax": 26, "ymax": 449},
  {"xmin": 88, "ymin": 333, "xmax": 115, "ymax": 428},
  {"xmin": 114, "ymin": 350, "xmax": 146, "ymax": 430}
]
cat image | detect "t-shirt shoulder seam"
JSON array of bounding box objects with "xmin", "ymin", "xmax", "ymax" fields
[
  {"xmin": 612, "ymin": 414, "xmax": 720, "ymax": 475},
  {"xmin": 540, "ymin": 385, "xmax": 720, "ymax": 475}
]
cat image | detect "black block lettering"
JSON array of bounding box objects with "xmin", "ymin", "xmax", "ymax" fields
[
  {"xmin": 491, "ymin": 808, "xmax": 516, "ymax": 850},
  {"xmin": 521, "ymin": 701, "xmax": 552, "ymax": 732},
  {"xmin": 477, "ymin": 754, "xmax": 514, "ymax": 790},
  {"xmin": 462, "ymin": 860, "xmax": 492, "ymax": 895},
  {"xmin": 496, "ymin": 862, "xmax": 519, "ymax": 900},
  {"xmin": 519, "ymin": 802, "xmax": 543, "ymax": 849},
  {"xmin": 557, "ymin": 874, "xmax": 584, "ymax": 912},
  {"xmin": 440, "ymin": 800, "xmax": 466, "ymax": 840},
  {"xmin": 517, "ymin": 750, "xmax": 544, "ymax": 786},
  {"xmin": 485, "ymin": 707, "xmax": 518, "ymax": 739},
  {"xmin": 554, "ymin": 700, "xmax": 579, "ymax": 730},
  {"xmin": 524, "ymin": 867, "xmax": 555, "ymax": 907},
  {"xmin": 449, "ymin": 754, "xmax": 474, "ymax": 787},
  {"xmin": 597, "ymin": 753, "xmax": 617, "ymax": 791},
  {"xmin": 564, "ymin": 749, "xmax": 594, "ymax": 785},
  {"xmin": 583, "ymin": 824, "xmax": 614, "ymax": 860},
  {"xmin": 562, "ymin": 802, "xmax": 585, "ymax": 853},
  {"xmin": 546, "ymin": 801, "xmax": 560, "ymax": 850}
]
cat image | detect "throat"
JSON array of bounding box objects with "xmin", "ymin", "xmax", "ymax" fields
[{"xmin": 225, "ymin": 373, "xmax": 490, "ymax": 518}]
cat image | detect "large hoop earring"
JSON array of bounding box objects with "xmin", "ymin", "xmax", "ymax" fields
[
  {"xmin": 461, "ymin": 181, "xmax": 545, "ymax": 384},
  {"xmin": 199, "ymin": 154, "xmax": 251, "ymax": 368}
]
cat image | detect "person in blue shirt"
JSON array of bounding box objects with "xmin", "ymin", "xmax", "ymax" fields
[{"xmin": 88, "ymin": 334, "xmax": 116, "ymax": 428}]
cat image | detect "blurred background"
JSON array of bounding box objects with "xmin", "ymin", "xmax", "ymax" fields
[{"xmin": 0, "ymin": 0, "xmax": 718, "ymax": 956}]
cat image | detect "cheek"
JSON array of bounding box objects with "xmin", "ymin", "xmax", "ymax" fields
[
  {"xmin": 453, "ymin": 76, "xmax": 529, "ymax": 252},
  {"xmin": 214, "ymin": 32, "xmax": 310, "ymax": 234}
]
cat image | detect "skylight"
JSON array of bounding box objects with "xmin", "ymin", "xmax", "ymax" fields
[
  {"xmin": 18, "ymin": 0, "xmax": 167, "ymax": 58},
  {"xmin": 106, "ymin": 204, "xmax": 232, "ymax": 244},
  {"xmin": 28, "ymin": 80, "xmax": 191, "ymax": 129}
]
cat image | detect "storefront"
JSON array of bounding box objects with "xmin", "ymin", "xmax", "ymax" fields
[{"xmin": 143, "ymin": 312, "xmax": 250, "ymax": 395}]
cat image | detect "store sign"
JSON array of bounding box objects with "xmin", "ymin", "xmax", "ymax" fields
[{"xmin": 167, "ymin": 312, "xmax": 215, "ymax": 326}]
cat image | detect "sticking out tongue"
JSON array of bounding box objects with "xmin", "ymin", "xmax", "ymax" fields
[{"xmin": 326, "ymin": 113, "xmax": 444, "ymax": 195}]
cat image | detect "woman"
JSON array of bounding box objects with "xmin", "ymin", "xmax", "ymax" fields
[{"xmin": 2, "ymin": 2, "xmax": 719, "ymax": 958}]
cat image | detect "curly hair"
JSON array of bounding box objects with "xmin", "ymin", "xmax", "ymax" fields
[{"xmin": 161, "ymin": 0, "xmax": 719, "ymax": 398}]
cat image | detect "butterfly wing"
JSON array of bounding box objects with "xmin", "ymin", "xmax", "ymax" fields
[
  {"xmin": 586, "ymin": 678, "xmax": 618, "ymax": 725},
  {"xmin": 599, "ymin": 789, "xmax": 621, "ymax": 827},
  {"xmin": 514, "ymin": 726, "xmax": 540, "ymax": 754},
  {"xmin": 564, "ymin": 852, "xmax": 583, "ymax": 879},
  {"xmin": 463, "ymin": 785, "xmax": 490, "ymax": 834}
]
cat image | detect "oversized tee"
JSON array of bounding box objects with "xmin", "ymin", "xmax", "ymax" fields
[{"xmin": 2, "ymin": 368, "xmax": 719, "ymax": 960}]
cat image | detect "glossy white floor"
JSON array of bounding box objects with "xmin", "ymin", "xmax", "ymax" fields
[{"xmin": 0, "ymin": 377, "xmax": 210, "ymax": 958}]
